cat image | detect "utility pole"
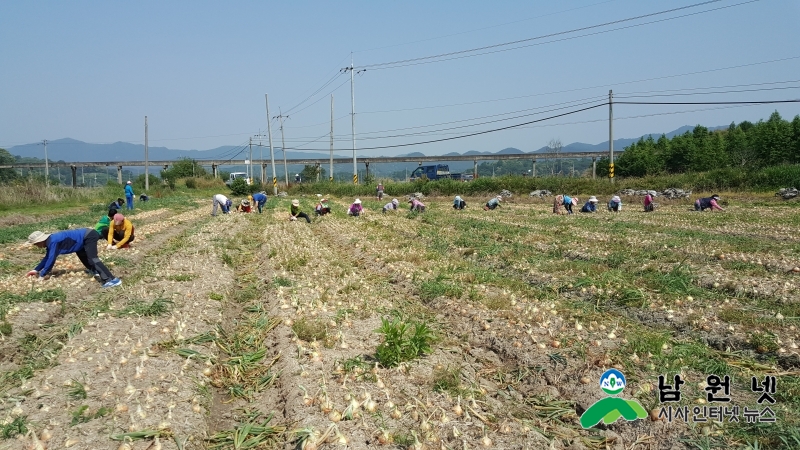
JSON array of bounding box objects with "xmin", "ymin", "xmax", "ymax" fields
[
  {"xmin": 145, "ymin": 116, "xmax": 149, "ymax": 191},
  {"xmin": 265, "ymin": 94, "xmax": 278, "ymax": 195},
  {"xmin": 609, "ymin": 90, "xmax": 615, "ymax": 182},
  {"xmin": 330, "ymin": 94, "xmax": 334, "ymax": 182},
  {"xmin": 342, "ymin": 54, "xmax": 358, "ymax": 184},
  {"xmin": 274, "ymin": 108, "xmax": 289, "ymax": 187},
  {"xmin": 249, "ymin": 137, "xmax": 253, "ymax": 182},
  {"xmin": 41, "ymin": 139, "xmax": 49, "ymax": 187}
]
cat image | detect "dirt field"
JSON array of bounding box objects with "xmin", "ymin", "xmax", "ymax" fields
[{"xmin": 1, "ymin": 193, "xmax": 798, "ymax": 450}]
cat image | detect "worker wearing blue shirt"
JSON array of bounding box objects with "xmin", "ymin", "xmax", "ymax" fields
[
  {"xmin": 26, "ymin": 229, "xmax": 121, "ymax": 288},
  {"xmin": 124, "ymin": 181, "xmax": 135, "ymax": 210}
]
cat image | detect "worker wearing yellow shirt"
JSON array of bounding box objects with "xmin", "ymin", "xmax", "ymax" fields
[{"xmin": 106, "ymin": 213, "xmax": 135, "ymax": 249}]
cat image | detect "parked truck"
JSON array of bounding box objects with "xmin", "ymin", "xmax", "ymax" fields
[
  {"xmin": 409, "ymin": 164, "xmax": 471, "ymax": 181},
  {"xmin": 225, "ymin": 172, "xmax": 251, "ymax": 186}
]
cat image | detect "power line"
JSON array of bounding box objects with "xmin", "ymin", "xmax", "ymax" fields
[
  {"xmin": 616, "ymin": 99, "xmax": 800, "ymax": 105},
  {"xmin": 342, "ymin": 57, "xmax": 800, "ymax": 116},
  {"xmin": 359, "ymin": 0, "xmax": 753, "ymax": 70},
  {"xmin": 284, "ymin": 103, "xmax": 608, "ymax": 151},
  {"xmin": 281, "ymin": 98, "xmax": 800, "ymax": 152},
  {"xmin": 616, "ymin": 85, "xmax": 800, "ymax": 99},
  {"xmin": 355, "ymin": 0, "xmax": 618, "ymax": 53},
  {"xmin": 281, "ymin": 95, "xmax": 606, "ymax": 142},
  {"xmin": 282, "ymin": 53, "xmax": 352, "ymax": 115},
  {"xmin": 616, "ymin": 79, "xmax": 800, "ymax": 96}
]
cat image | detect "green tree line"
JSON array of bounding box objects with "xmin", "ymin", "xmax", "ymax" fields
[{"xmin": 601, "ymin": 111, "xmax": 800, "ymax": 177}]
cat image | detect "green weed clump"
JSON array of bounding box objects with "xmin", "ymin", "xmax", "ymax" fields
[
  {"xmin": 116, "ymin": 298, "xmax": 173, "ymax": 317},
  {"xmin": 375, "ymin": 316, "xmax": 433, "ymax": 368}
]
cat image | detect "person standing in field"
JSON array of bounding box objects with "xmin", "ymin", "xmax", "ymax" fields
[
  {"xmin": 250, "ymin": 191, "xmax": 268, "ymax": 213},
  {"xmin": 107, "ymin": 213, "xmax": 135, "ymax": 249},
  {"xmin": 409, "ymin": 197, "xmax": 426, "ymax": 213},
  {"xmin": 644, "ymin": 193, "xmax": 655, "ymax": 212},
  {"xmin": 124, "ymin": 181, "xmax": 135, "ymax": 210},
  {"xmin": 694, "ymin": 194, "xmax": 725, "ymax": 212},
  {"xmin": 290, "ymin": 199, "xmax": 312, "ymax": 223},
  {"xmin": 376, "ymin": 182, "xmax": 384, "ymax": 200},
  {"xmin": 608, "ymin": 196, "xmax": 623, "ymax": 212},
  {"xmin": 212, "ymin": 193, "xmax": 231, "ymax": 216},
  {"xmin": 484, "ymin": 195, "xmax": 502, "ymax": 211},
  {"xmin": 94, "ymin": 208, "xmax": 117, "ymax": 240},
  {"xmin": 347, "ymin": 199, "xmax": 364, "ymax": 217},
  {"xmin": 26, "ymin": 229, "xmax": 121, "ymax": 288},
  {"xmin": 453, "ymin": 195, "xmax": 466, "ymax": 210}
]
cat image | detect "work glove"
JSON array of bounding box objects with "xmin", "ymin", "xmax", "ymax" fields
[
  {"xmin": 27, "ymin": 270, "xmax": 38, "ymax": 277},
  {"xmin": 106, "ymin": 244, "xmax": 114, "ymax": 250}
]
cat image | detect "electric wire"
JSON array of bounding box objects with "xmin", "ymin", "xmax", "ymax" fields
[
  {"xmin": 365, "ymin": 1, "xmax": 760, "ymax": 70},
  {"xmin": 282, "ymin": 96, "xmax": 608, "ymax": 144},
  {"xmin": 283, "ymin": 103, "xmax": 608, "ymax": 151},
  {"xmin": 616, "ymin": 79, "xmax": 800, "ymax": 96},
  {"xmin": 282, "ymin": 77, "xmax": 351, "ymax": 118},
  {"xmin": 354, "ymin": 0, "xmax": 617, "ymax": 53},
  {"xmin": 359, "ymin": 0, "xmax": 752, "ymax": 70},
  {"xmin": 616, "ymin": 85, "xmax": 800, "ymax": 99},
  {"xmin": 282, "ymin": 53, "xmax": 352, "ymax": 115}
]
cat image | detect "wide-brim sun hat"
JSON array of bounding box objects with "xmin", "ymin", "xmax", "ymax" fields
[
  {"xmin": 292, "ymin": 199, "xmax": 300, "ymax": 206},
  {"xmin": 571, "ymin": 198, "xmax": 579, "ymax": 206},
  {"xmin": 354, "ymin": 199, "xmax": 361, "ymax": 204},
  {"xmin": 612, "ymin": 196, "xmax": 621, "ymax": 202},
  {"xmin": 589, "ymin": 196, "xmax": 598, "ymax": 203},
  {"xmin": 127, "ymin": 181, "xmax": 132, "ymax": 184},
  {"xmin": 27, "ymin": 231, "xmax": 50, "ymax": 245}
]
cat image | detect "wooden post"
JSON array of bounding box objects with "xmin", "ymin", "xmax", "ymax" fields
[
  {"xmin": 71, "ymin": 165, "xmax": 77, "ymax": 188},
  {"xmin": 212, "ymin": 164, "xmax": 218, "ymax": 178},
  {"xmin": 532, "ymin": 159, "xmax": 537, "ymax": 178},
  {"xmin": 473, "ymin": 160, "xmax": 478, "ymax": 178},
  {"xmin": 592, "ymin": 157, "xmax": 597, "ymax": 179}
]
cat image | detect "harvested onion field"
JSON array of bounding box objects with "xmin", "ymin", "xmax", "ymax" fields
[{"xmin": 1, "ymin": 193, "xmax": 799, "ymax": 450}]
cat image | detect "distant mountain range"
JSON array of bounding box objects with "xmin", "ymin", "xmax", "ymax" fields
[{"xmin": 8, "ymin": 125, "xmax": 726, "ymax": 164}]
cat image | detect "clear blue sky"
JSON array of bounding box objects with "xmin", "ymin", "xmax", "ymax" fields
[{"xmin": 1, "ymin": 0, "xmax": 798, "ymax": 157}]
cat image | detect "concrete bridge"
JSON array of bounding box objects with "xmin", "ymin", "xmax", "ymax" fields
[{"xmin": 1, "ymin": 152, "xmax": 608, "ymax": 187}]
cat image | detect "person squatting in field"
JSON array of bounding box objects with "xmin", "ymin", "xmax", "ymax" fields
[
  {"xmin": 315, "ymin": 198, "xmax": 331, "ymax": 216},
  {"xmin": 290, "ymin": 199, "xmax": 312, "ymax": 223},
  {"xmin": 212, "ymin": 194, "xmax": 232, "ymax": 216},
  {"xmin": 580, "ymin": 196, "xmax": 600, "ymax": 213},
  {"xmin": 347, "ymin": 199, "xmax": 363, "ymax": 217},
  {"xmin": 644, "ymin": 193, "xmax": 655, "ymax": 212},
  {"xmin": 250, "ymin": 192, "xmax": 268, "ymax": 213},
  {"xmin": 107, "ymin": 213, "xmax": 135, "ymax": 249},
  {"xmin": 382, "ymin": 198, "xmax": 400, "ymax": 214},
  {"xmin": 108, "ymin": 198, "xmax": 124, "ymax": 211},
  {"xmin": 694, "ymin": 194, "xmax": 724, "ymax": 212},
  {"xmin": 95, "ymin": 208, "xmax": 117, "ymax": 240},
  {"xmin": 409, "ymin": 197, "xmax": 426, "ymax": 212},
  {"xmin": 27, "ymin": 229, "xmax": 121, "ymax": 288},
  {"xmin": 453, "ymin": 195, "xmax": 466, "ymax": 210},
  {"xmin": 237, "ymin": 199, "xmax": 252, "ymax": 213},
  {"xmin": 484, "ymin": 195, "xmax": 502, "ymax": 210},
  {"xmin": 608, "ymin": 196, "xmax": 623, "ymax": 212}
]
